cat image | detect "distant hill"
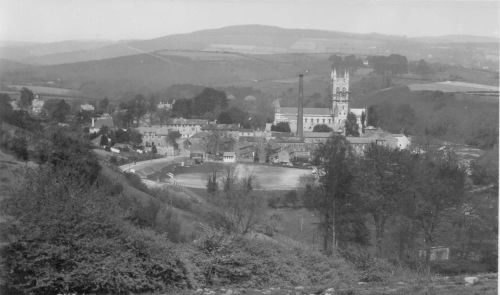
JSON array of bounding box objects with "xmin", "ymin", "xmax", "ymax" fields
[
  {"xmin": 0, "ymin": 39, "xmax": 117, "ymax": 62},
  {"xmin": 410, "ymin": 35, "xmax": 499, "ymax": 44},
  {"xmin": 5, "ymin": 25, "xmax": 498, "ymax": 68},
  {"xmin": 1, "ymin": 51, "xmax": 332, "ymax": 99}
]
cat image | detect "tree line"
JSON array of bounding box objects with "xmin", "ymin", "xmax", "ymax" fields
[{"xmin": 305, "ymin": 135, "xmax": 469, "ymax": 265}]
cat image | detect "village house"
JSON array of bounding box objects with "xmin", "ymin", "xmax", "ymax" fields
[
  {"xmin": 223, "ymin": 152, "xmax": 236, "ymax": 163},
  {"xmin": 90, "ymin": 113, "xmax": 114, "ymax": 133},
  {"xmin": 80, "ymin": 103, "xmax": 95, "ymax": 112},
  {"xmin": 202, "ymin": 123, "xmax": 240, "ymax": 138},
  {"xmin": 135, "ymin": 126, "xmax": 177, "ymax": 156},
  {"xmin": 157, "ymin": 99, "xmax": 175, "ymax": 110},
  {"xmin": 30, "ymin": 96, "xmax": 45, "ymax": 115},
  {"xmin": 164, "ymin": 118, "xmax": 208, "ymax": 138}
]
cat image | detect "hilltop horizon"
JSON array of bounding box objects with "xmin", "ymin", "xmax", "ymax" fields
[{"xmin": 2, "ymin": 24, "xmax": 499, "ymax": 44}]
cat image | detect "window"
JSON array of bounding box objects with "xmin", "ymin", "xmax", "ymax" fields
[
  {"xmin": 323, "ymin": 119, "xmax": 325, "ymax": 123},
  {"xmin": 305, "ymin": 118, "xmax": 307, "ymax": 123},
  {"xmin": 316, "ymin": 119, "xmax": 319, "ymax": 123},
  {"xmin": 329, "ymin": 119, "xmax": 331, "ymax": 123}
]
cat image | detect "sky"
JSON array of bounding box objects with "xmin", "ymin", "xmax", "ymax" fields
[{"xmin": 0, "ymin": 0, "xmax": 498, "ymax": 43}]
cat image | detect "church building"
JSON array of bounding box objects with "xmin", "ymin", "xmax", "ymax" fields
[{"xmin": 273, "ymin": 68, "xmax": 366, "ymax": 135}]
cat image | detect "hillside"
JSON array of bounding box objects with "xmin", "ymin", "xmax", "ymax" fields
[
  {"xmin": 6, "ymin": 25, "xmax": 498, "ymax": 69},
  {"xmin": 0, "ymin": 39, "xmax": 117, "ymax": 62},
  {"xmin": 1, "ymin": 51, "xmax": 333, "ymax": 99}
]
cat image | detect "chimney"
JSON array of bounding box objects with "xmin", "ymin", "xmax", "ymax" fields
[{"xmin": 297, "ymin": 74, "xmax": 304, "ymax": 138}]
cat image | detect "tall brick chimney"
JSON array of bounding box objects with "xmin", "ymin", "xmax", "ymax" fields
[{"xmin": 297, "ymin": 74, "xmax": 304, "ymax": 138}]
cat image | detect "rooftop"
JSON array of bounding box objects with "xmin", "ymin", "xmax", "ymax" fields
[
  {"xmin": 166, "ymin": 118, "xmax": 208, "ymax": 125},
  {"xmin": 93, "ymin": 116, "xmax": 114, "ymax": 129},
  {"xmin": 203, "ymin": 123, "xmax": 240, "ymax": 131},
  {"xmin": 303, "ymin": 131, "xmax": 332, "ymax": 138},
  {"xmin": 279, "ymin": 107, "xmax": 331, "ymax": 116}
]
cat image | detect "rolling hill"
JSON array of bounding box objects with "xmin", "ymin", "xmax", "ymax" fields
[
  {"xmin": 4, "ymin": 25, "xmax": 497, "ymax": 69},
  {"xmin": 0, "ymin": 51, "xmax": 333, "ymax": 99}
]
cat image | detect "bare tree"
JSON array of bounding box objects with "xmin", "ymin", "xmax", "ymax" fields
[{"xmin": 210, "ymin": 167, "xmax": 264, "ymax": 235}]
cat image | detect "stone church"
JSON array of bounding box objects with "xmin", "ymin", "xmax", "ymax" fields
[{"xmin": 273, "ymin": 68, "xmax": 366, "ymax": 135}]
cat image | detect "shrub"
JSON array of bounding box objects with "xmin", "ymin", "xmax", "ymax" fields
[
  {"xmin": 124, "ymin": 172, "xmax": 149, "ymax": 193},
  {"xmin": 129, "ymin": 199, "xmax": 161, "ymax": 227},
  {"xmin": 187, "ymin": 232, "xmax": 358, "ymax": 288},
  {"xmin": 155, "ymin": 206, "xmax": 185, "ymax": 243},
  {"xmin": 267, "ymin": 195, "xmax": 281, "ymax": 208},
  {"xmin": 109, "ymin": 155, "xmax": 118, "ymax": 165},
  {"xmin": 1, "ymin": 167, "xmax": 191, "ymax": 294}
]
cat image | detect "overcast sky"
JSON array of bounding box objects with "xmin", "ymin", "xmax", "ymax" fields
[{"xmin": 1, "ymin": 0, "xmax": 498, "ymax": 42}]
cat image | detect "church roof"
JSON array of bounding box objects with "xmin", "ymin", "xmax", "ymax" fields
[{"xmin": 279, "ymin": 107, "xmax": 330, "ymax": 116}]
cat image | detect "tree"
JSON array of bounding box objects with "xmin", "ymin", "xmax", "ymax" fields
[
  {"xmin": 98, "ymin": 97, "xmax": 110, "ymax": 113},
  {"xmin": 368, "ymin": 54, "xmax": 408, "ymax": 75},
  {"xmin": 0, "ymin": 93, "xmax": 13, "ymax": 120},
  {"xmin": 411, "ymin": 149, "xmax": 466, "ymax": 265},
  {"xmin": 99, "ymin": 134, "xmax": 109, "ymax": 147},
  {"xmin": 414, "ymin": 59, "xmax": 433, "ymax": 76},
  {"xmin": 43, "ymin": 99, "xmax": 71, "ymax": 122},
  {"xmin": 50, "ymin": 99, "xmax": 71, "ymax": 122},
  {"xmin": 361, "ymin": 111, "xmax": 366, "ymax": 129},
  {"xmin": 212, "ymin": 167, "xmax": 264, "ymax": 235},
  {"xmin": 271, "ymin": 122, "xmax": 291, "ymax": 133},
  {"xmin": 119, "ymin": 95, "xmax": 147, "ymax": 126},
  {"xmin": 206, "ymin": 166, "xmax": 219, "ymax": 196},
  {"xmin": 147, "ymin": 95, "xmax": 157, "ymax": 113},
  {"xmin": 217, "ymin": 111, "xmax": 233, "ymax": 124},
  {"xmin": 19, "ymin": 87, "xmax": 34, "ymax": 109},
  {"xmin": 470, "ymin": 145, "xmax": 498, "ymax": 188},
  {"xmin": 394, "ymin": 104, "xmax": 417, "ymax": 134},
  {"xmin": 76, "ymin": 110, "xmax": 93, "ymax": 124},
  {"xmin": 11, "ymin": 135, "xmax": 29, "ymax": 161},
  {"xmin": 192, "ymin": 88, "xmax": 228, "ymax": 117},
  {"xmin": 46, "ymin": 130, "xmax": 101, "ymax": 185},
  {"xmin": 309, "ymin": 135, "xmax": 362, "ymax": 253},
  {"xmin": 172, "ymin": 98, "xmax": 192, "ymax": 118},
  {"xmin": 367, "ymin": 105, "xmax": 379, "ymax": 127},
  {"xmin": 356, "ymin": 143, "xmax": 412, "ymax": 257},
  {"xmin": 345, "ymin": 112, "xmax": 359, "ymax": 136},
  {"xmin": 166, "ymin": 131, "xmax": 181, "ymax": 150},
  {"xmin": 313, "ymin": 124, "xmax": 333, "ymax": 133},
  {"xmin": 284, "ymin": 190, "xmax": 299, "ymax": 208}
]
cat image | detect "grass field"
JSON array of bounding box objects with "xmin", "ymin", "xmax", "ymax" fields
[
  {"xmin": 408, "ymin": 81, "xmax": 499, "ymax": 93},
  {"xmin": 170, "ymin": 162, "xmax": 313, "ymax": 190}
]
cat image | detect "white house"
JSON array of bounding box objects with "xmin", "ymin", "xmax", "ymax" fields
[
  {"xmin": 90, "ymin": 113, "xmax": 114, "ymax": 134},
  {"xmin": 223, "ymin": 152, "xmax": 236, "ymax": 163},
  {"xmin": 80, "ymin": 103, "xmax": 95, "ymax": 112}
]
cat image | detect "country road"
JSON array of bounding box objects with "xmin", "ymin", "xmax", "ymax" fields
[{"xmin": 119, "ymin": 155, "xmax": 188, "ymax": 174}]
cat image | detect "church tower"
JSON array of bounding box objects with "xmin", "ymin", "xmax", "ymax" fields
[{"xmin": 331, "ymin": 68, "xmax": 349, "ymax": 132}]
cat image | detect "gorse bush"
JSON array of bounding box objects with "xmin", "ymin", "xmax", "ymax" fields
[
  {"xmin": 0, "ymin": 166, "xmax": 192, "ymax": 294},
  {"xmin": 187, "ymin": 231, "xmax": 358, "ymax": 288},
  {"xmin": 124, "ymin": 171, "xmax": 150, "ymax": 193}
]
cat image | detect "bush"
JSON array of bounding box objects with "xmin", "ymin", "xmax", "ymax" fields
[
  {"xmin": 129, "ymin": 199, "xmax": 161, "ymax": 227},
  {"xmin": 430, "ymin": 259, "xmax": 491, "ymax": 275},
  {"xmin": 1, "ymin": 167, "xmax": 191, "ymax": 294},
  {"xmin": 155, "ymin": 206, "xmax": 185, "ymax": 243},
  {"xmin": 124, "ymin": 172, "xmax": 150, "ymax": 193},
  {"xmin": 267, "ymin": 195, "xmax": 281, "ymax": 208},
  {"xmin": 187, "ymin": 232, "xmax": 358, "ymax": 288}
]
